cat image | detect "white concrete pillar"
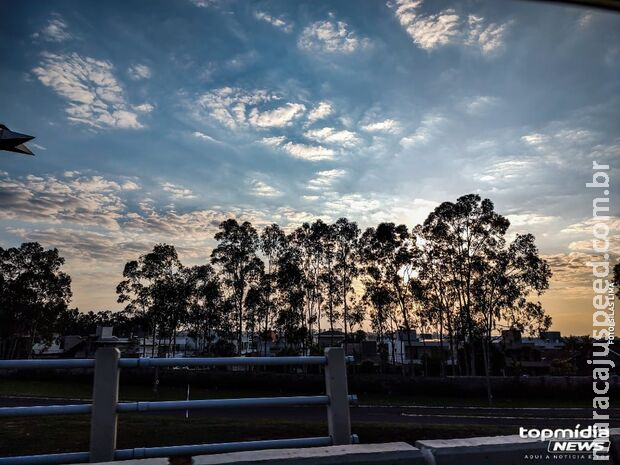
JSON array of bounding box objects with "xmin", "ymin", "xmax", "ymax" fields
[
  {"xmin": 324, "ymin": 347, "xmax": 351, "ymax": 445},
  {"xmin": 89, "ymin": 347, "xmax": 120, "ymax": 463}
]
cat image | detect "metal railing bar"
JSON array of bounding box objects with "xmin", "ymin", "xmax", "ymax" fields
[
  {"xmin": 0, "ymin": 404, "xmax": 91, "ymax": 417},
  {"xmin": 114, "ymin": 436, "xmax": 335, "ymax": 460},
  {"xmin": 118, "ymin": 356, "xmax": 329, "ymax": 368},
  {"xmin": 0, "ymin": 355, "xmax": 355, "ymax": 370},
  {"xmin": 0, "ymin": 395, "xmax": 357, "ymax": 417},
  {"xmin": 116, "ymin": 395, "xmax": 330, "ymax": 412},
  {"xmin": 0, "ymin": 436, "xmax": 359, "ymax": 465},
  {"xmin": 116, "ymin": 394, "xmax": 358, "ymax": 413},
  {"xmin": 0, "ymin": 360, "xmax": 95, "ymax": 370},
  {"xmin": 0, "ymin": 452, "xmax": 90, "ymax": 465}
]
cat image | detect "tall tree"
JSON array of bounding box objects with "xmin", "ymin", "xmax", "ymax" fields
[
  {"xmin": 419, "ymin": 194, "xmax": 509, "ymax": 375},
  {"xmin": 116, "ymin": 244, "xmax": 186, "ymax": 356},
  {"xmin": 275, "ymin": 245, "xmax": 306, "ymax": 350},
  {"xmin": 333, "ymin": 218, "xmax": 361, "ymax": 352},
  {"xmin": 360, "ymin": 223, "xmax": 416, "ymax": 369},
  {"xmin": 320, "ymin": 223, "xmax": 341, "ymax": 345},
  {"xmin": 259, "ymin": 224, "xmax": 287, "ymax": 353},
  {"xmin": 418, "ymin": 195, "xmax": 551, "ymax": 400},
  {"xmin": 186, "ymin": 264, "xmax": 223, "ymax": 355},
  {"xmin": 0, "ymin": 243, "xmax": 72, "ymax": 359},
  {"xmin": 211, "ymin": 219, "xmax": 263, "ymax": 354}
]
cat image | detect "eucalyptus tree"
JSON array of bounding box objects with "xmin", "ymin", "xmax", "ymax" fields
[
  {"xmin": 359, "ymin": 222, "xmax": 416, "ymax": 369},
  {"xmin": 419, "ymin": 194, "xmax": 510, "ymax": 375},
  {"xmin": 307, "ymin": 220, "xmax": 331, "ymax": 341},
  {"xmin": 362, "ymin": 282, "xmax": 397, "ymax": 368},
  {"xmin": 259, "ymin": 223, "xmax": 287, "ymax": 352},
  {"xmin": 0, "ymin": 242, "xmax": 72, "ymax": 359},
  {"xmin": 275, "ymin": 245, "xmax": 306, "ymax": 350},
  {"xmin": 418, "ymin": 195, "xmax": 552, "ymax": 398},
  {"xmin": 333, "ymin": 218, "xmax": 361, "ymax": 351},
  {"xmin": 473, "ymin": 232, "xmax": 552, "ymax": 402},
  {"xmin": 411, "ymin": 227, "xmax": 461, "ymax": 376},
  {"xmin": 186, "ymin": 264, "xmax": 223, "ymax": 355},
  {"xmin": 117, "ymin": 259, "xmax": 152, "ymax": 355},
  {"xmin": 211, "ymin": 219, "xmax": 263, "ymax": 354},
  {"xmin": 117, "ymin": 243, "xmax": 186, "ymax": 356},
  {"xmin": 320, "ymin": 223, "xmax": 341, "ymax": 345}
]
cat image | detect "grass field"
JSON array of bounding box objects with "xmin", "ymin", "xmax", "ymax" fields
[
  {"xmin": 0, "ymin": 377, "xmax": 580, "ymax": 456},
  {"xmin": 0, "ymin": 413, "xmax": 514, "ymax": 456},
  {"xmin": 0, "ymin": 378, "xmax": 591, "ymax": 407}
]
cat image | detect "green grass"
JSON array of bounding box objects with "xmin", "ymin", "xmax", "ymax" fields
[
  {"xmin": 0, "ymin": 378, "xmax": 556, "ymax": 456},
  {"xmin": 0, "ymin": 378, "xmax": 590, "ymax": 407},
  {"xmin": 0, "ymin": 413, "xmax": 513, "ymax": 456},
  {"xmin": 0, "ymin": 379, "xmax": 277, "ymax": 402}
]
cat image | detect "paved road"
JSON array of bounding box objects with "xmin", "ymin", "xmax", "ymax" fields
[{"xmin": 2, "ymin": 396, "xmax": 618, "ymax": 428}]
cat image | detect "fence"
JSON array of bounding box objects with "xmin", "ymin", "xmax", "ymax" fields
[{"xmin": 0, "ymin": 347, "xmax": 357, "ymax": 465}]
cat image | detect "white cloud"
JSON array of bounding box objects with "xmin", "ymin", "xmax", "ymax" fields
[
  {"xmin": 304, "ymin": 127, "xmax": 359, "ymax": 146},
  {"xmin": 389, "ymin": 0, "xmax": 459, "ymax": 50},
  {"xmin": 193, "ymin": 131, "xmax": 219, "ymax": 143},
  {"xmin": 35, "ymin": 14, "xmax": 72, "ymax": 42},
  {"xmin": 249, "ymin": 180, "xmax": 282, "ymax": 197},
  {"xmin": 388, "ymin": 1, "xmax": 509, "ymax": 54},
  {"xmin": 464, "ymin": 96, "xmax": 497, "ymax": 114},
  {"xmin": 360, "ymin": 119, "xmax": 401, "ymax": 134},
  {"xmin": 477, "ymin": 159, "xmax": 534, "ymax": 182},
  {"xmin": 189, "ymin": 0, "xmax": 217, "ymax": 7},
  {"xmin": 128, "ymin": 64, "xmax": 152, "ymax": 80},
  {"xmin": 254, "ymin": 11, "xmax": 293, "ymax": 33},
  {"xmin": 133, "ymin": 103, "xmax": 154, "ymax": 113},
  {"xmin": 407, "ymin": 10, "xmax": 460, "ymax": 50},
  {"xmin": 298, "ymin": 19, "xmax": 369, "ymax": 53},
  {"xmin": 307, "ymin": 169, "xmax": 346, "ymax": 190},
  {"xmin": 521, "ymin": 133, "xmax": 548, "ymax": 145},
  {"xmin": 465, "ymin": 15, "xmax": 510, "ymax": 55},
  {"xmin": 262, "ymin": 137, "xmax": 335, "ymax": 161},
  {"xmin": 32, "ymin": 53, "xmax": 143, "ymax": 129},
  {"xmin": 0, "ymin": 172, "xmax": 124, "ymax": 230},
  {"xmin": 307, "ymin": 102, "xmax": 333, "ymax": 124},
  {"xmin": 261, "ymin": 136, "xmax": 287, "ymax": 147},
  {"xmin": 506, "ymin": 213, "xmax": 557, "ymax": 226},
  {"xmin": 161, "ymin": 182, "xmax": 196, "ymax": 200},
  {"xmin": 248, "ymin": 103, "xmax": 306, "ymax": 128},
  {"xmin": 195, "ymin": 87, "xmax": 280, "ymax": 129},
  {"xmin": 400, "ymin": 114, "xmax": 445, "ymax": 147},
  {"xmin": 121, "ymin": 180, "xmax": 141, "ymax": 191},
  {"xmin": 578, "ymin": 13, "xmax": 593, "ymax": 29}
]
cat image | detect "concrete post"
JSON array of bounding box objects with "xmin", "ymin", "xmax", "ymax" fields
[
  {"xmin": 324, "ymin": 347, "xmax": 351, "ymax": 445},
  {"xmin": 89, "ymin": 347, "xmax": 120, "ymax": 463}
]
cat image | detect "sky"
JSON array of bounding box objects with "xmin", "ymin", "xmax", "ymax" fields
[{"xmin": 0, "ymin": 0, "xmax": 618, "ymax": 335}]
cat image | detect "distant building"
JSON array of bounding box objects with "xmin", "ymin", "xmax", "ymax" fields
[{"xmin": 500, "ymin": 329, "xmax": 566, "ymax": 375}]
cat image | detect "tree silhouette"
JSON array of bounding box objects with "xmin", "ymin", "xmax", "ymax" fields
[
  {"xmin": 0, "ymin": 243, "xmax": 72, "ymax": 359},
  {"xmin": 211, "ymin": 219, "xmax": 263, "ymax": 355},
  {"xmin": 4, "ymin": 193, "xmax": 556, "ymax": 373},
  {"xmin": 116, "ymin": 244, "xmax": 185, "ymax": 356}
]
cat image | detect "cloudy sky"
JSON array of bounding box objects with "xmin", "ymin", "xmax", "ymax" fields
[{"xmin": 1, "ymin": 0, "xmax": 618, "ymax": 335}]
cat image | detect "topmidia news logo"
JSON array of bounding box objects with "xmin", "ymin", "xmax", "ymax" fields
[{"xmin": 520, "ymin": 425, "xmax": 610, "ymax": 457}]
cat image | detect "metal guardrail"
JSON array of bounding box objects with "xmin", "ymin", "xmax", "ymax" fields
[{"xmin": 0, "ymin": 348, "xmax": 356, "ymax": 465}]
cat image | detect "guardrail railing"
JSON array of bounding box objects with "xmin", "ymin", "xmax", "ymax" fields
[{"xmin": 0, "ymin": 347, "xmax": 357, "ymax": 465}]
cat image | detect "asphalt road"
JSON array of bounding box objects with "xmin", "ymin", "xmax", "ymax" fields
[{"xmin": 2, "ymin": 396, "xmax": 619, "ymax": 428}]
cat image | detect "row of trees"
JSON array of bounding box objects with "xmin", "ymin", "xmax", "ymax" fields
[
  {"xmin": 113, "ymin": 195, "xmax": 554, "ymax": 378},
  {"xmin": 1, "ymin": 195, "xmax": 563, "ymax": 384}
]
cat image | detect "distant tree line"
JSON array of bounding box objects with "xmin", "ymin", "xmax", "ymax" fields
[{"xmin": 1, "ymin": 194, "xmax": 555, "ymax": 381}]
